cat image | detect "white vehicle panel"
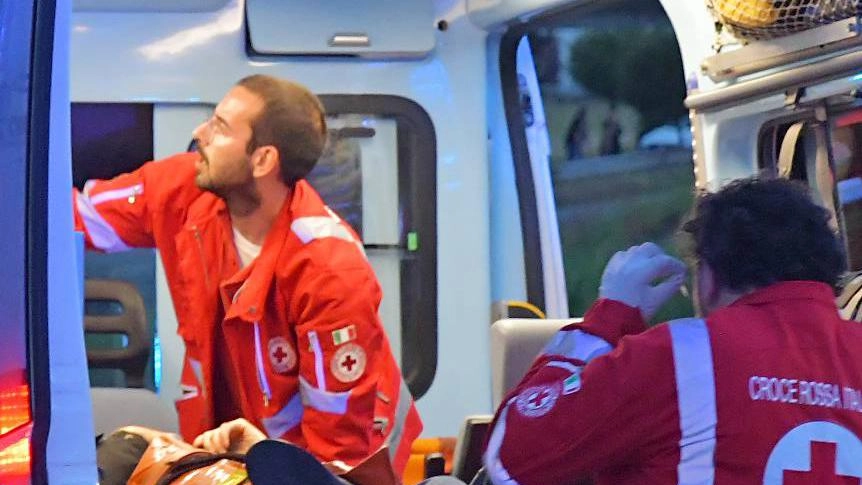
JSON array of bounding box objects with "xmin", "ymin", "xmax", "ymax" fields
[{"xmin": 47, "ymin": 0, "xmax": 99, "ymax": 482}]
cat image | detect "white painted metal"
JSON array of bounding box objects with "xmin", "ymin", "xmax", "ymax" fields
[
  {"xmin": 46, "ymin": 0, "xmax": 100, "ymax": 482},
  {"xmin": 514, "ymin": 37, "xmax": 569, "ymax": 318},
  {"xmin": 487, "ymin": 31, "xmax": 529, "ymax": 306},
  {"xmin": 701, "ymin": 20, "xmax": 862, "ymax": 82},
  {"xmin": 658, "ymin": 0, "xmax": 720, "ymax": 94},
  {"xmin": 73, "ymin": 0, "xmax": 228, "ymax": 11},
  {"xmin": 245, "ymin": 0, "xmax": 435, "ymax": 57},
  {"xmin": 466, "ymin": 0, "xmax": 572, "ymax": 29}
]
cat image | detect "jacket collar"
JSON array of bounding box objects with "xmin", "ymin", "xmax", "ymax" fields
[
  {"xmin": 223, "ymin": 182, "xmax": 309, "ymax": 323},
  {"xmin": 730, "ymin": 280, "xmax": 837, "ymax": 309}
]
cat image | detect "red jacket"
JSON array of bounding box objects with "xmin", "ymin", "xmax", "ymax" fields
[
  {"xmin": 74, "ymin": 152, "xmax": 422, "ymax": 475},
  {"xmin": 485, "ymin": 281, "xmax": 862, "ymax": 484}
]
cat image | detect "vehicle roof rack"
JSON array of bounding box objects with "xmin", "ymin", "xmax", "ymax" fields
[{"xmin": 702, "ymin": 16, "xmax": 862, "ymax": 82}]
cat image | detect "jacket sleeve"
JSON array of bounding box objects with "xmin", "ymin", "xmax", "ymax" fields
[
  {"xmin": 484, "ymin": 299, "xmax": 679, "ymax": 485},
  {"xmin": 72, "ymin": 152, "xmax": 199, "ymax": 251},
  {"xmin": 288, "ymin": 244, "xmax": 403, "ymax": 472}
]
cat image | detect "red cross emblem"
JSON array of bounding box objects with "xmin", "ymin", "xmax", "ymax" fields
[
  {"xmin": 765, "ymin": 421, "xmax": 862, "ymax": 482},
  {"xmin": 272, "ymin": 346, "xmax": 289, "ymax": 363},
  {"xmin": 784, "ymin": 441, "xmax": 860, "ymax": 484},
  {"xmin": 331, "ymin": 343, "xmax": 366, "ymax": 383},
  {"xmin": 340, "ymin": 354, "xmax": 358, "ymax": 372},
  {"xmin": 515, "ymin": 383, "xmax": 560, "ymax": 418},
  {"xmin": 526, "ymin": 389, "xmax": 552, "ymax": 409},
  {"xmin": 267, "ymin": 336, "xmax": 296, "ymax": 374}
]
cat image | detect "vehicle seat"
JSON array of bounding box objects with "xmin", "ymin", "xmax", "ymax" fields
[
  {"xmin": 84, "ymin": 278, "xmax": 179, "ymax": 433},
  {"xmin": 90, "ymin": 387, "xmax": 178, "ymax": 435},
  {"xmin": 84, "ymin": 279, "xmax": 150, "ymax": 387},
  {"xmin": 489, "ymin": 318, "xmax": 576, "ymax": 408}
]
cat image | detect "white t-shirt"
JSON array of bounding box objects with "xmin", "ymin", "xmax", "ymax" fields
[{"xmin": 232, "ymin": 226, "xmax": 262, "ymax": 268}]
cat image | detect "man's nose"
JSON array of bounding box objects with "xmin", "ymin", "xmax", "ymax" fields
[{"xmin": 192, "ymin": 121, "xmax": 210, "ymax": 145}]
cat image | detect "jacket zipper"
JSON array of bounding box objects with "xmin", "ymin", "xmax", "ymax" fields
[
  {"xmin": 253, "ymin": 322, "xmax": 273, "ymax": 407},
  {"xmin": 192, "ymin": 225, "xmax": 212, "ymax": 290}
]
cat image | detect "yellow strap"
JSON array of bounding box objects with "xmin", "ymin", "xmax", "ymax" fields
[{"xmin": 505, "ymin": 300, "xmax": 547, "ymax": 319}]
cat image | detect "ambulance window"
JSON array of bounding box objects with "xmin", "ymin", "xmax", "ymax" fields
[
  {"xmin": 504, "ymin": 0, "xmax": 695, "ymax": 320},
  {"xmin": 317, "ymin": 95, "xmax": 437, "ymax": 398},
  {"xmin": 760, "ymin": 111, "xmax": 862, "ymax": 271},
  {"xmin": 72, "ymin": 103, "xmax": 159, "ymax": 390},
  {"xmin": 833, "ymin": 113, "xmax": 862, "ymax": 270}
]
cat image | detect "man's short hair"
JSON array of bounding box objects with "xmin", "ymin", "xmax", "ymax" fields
[
  {"xmin": 682, "ymin": 177, "xmax": 847, "ymax": 292},
  {"xmin": 237, "ymin": 75, "xmax": 327, "ymax": 186}
]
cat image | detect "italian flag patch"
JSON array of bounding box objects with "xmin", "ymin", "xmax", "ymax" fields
[
  {"xmin": 563, "ymin": 367, "xmax": 582, "ymax": 395},
  {"xmin": 331, "ymin": 324, "xmax": 357, "ymax": 345}
]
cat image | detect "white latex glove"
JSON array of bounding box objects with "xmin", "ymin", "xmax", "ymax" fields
[
  {"xmin": 599, "ymin": 242, "xmax": 687, "ymax": 321},
  {"xmin": 192, "ymin": 418, "xmax": 267, "ymax": 454}
]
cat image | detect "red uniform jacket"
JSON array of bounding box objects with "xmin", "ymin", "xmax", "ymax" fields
[
  {"xmin": 74, "ymin": 152, "xmax": 422, "ymax": 475},
  {"xmin": 485, "ymin": 281, "xmax": 862, "ymax": 484}
]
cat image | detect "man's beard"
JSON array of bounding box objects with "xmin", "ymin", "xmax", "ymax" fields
[{"xmin": 196, "ymin": 151, "xmax": 262, "ymax": 214}]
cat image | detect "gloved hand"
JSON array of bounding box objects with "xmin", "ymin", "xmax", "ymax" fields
[{"xmin": 599, "ymin": 242, "xmax": 687, "ymax": 321}]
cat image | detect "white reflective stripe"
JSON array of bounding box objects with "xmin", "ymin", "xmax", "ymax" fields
[
  {"xmin": 542, "ymin": 329, "xmax": 612, "ymax": 363},
  {"xmin": 253, "ymin": 323, "xmax": 272, "ymax": 403},
  {"xmin": 261, "ymin": 392, "xmax": 303, "ymax": 438},
  {"xmin": 292, "ymin": 216, "xmax": 356, "ymax": 244},
  {"xmin": 291, "ymin": 214, "xmax": 366, "ymax": 256},
  {"xmin": 75, "ymin": 191, "xmax": 132, "ymax": 253},
  {"xmin": 307, "ymin": 331, "xmax": 326, "ymax": 390},
  {"xmin": 669, "ymin": 318, "xmax": 717, "ymax": 485},
  {"xmin": 83, "ymin": 179, "xmax": 97, "ymax": 195},
  {"xmin": 326, "ymin": 460, "xmax": 353, "ymax": 473},
  {"xmin": 89, "ymin": 183, "xmax": 143, "ymax": 205},
  {"xmin": 299, "ymin": 376, "xmax": 350, "ymax": 415},
  {"xmin": 483, "ymin": 403, "xmax": 522, "ymax": 485},
  {"xmin": 545, "ymin": 360, "xmax": 580, "ymax": 373},
  {"xmin": 189, "ymin": 358, "xmax": 206, "ymax": 398},
  {"xmin": 384, "ymin": 379, "xmax": 413, "ymax": 461}
]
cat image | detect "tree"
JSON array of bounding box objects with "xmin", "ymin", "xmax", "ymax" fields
[{"xmin": 568, "ymin": 28, "xmax": 687, "ymax": 135}]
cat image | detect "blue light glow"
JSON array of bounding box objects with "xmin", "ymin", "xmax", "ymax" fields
[{"xmin": 153, "ymin": 335, "xmax": 162, "ymax": 392}]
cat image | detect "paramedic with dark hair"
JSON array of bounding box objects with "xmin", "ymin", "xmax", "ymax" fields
[
  {"xmin": 484, "ymin": 177, "xmax": 862, "ymax": 485},
  {"xmin": 73, "ymin": 74, "xmax": 421, "ymax": 481}
]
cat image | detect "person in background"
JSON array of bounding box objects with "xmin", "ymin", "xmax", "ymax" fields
[
  {"xmin": 564, "ymin": 108, "xmax": 587, "ymax": 160},
  {"xmin": 484, "ymin": 177, "xmax": 861, "ymax": 484},
  {"xmin": 76, "ymin": 74, "xmax": 421, "ymax": 484}
]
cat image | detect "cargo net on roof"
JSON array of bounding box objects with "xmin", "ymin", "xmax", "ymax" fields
[{"xmin": 709, "ymin": 0, "xmax": 861, "ymax": 41}]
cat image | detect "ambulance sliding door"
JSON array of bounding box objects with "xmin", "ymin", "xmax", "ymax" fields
[{"xmin": 498, "ymin": 0, "xmax": 695, "ymax": 323}]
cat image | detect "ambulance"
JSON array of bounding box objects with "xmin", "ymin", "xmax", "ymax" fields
[{"xmin": 1, "ymin": 0, "xmax": 860, "ymax": 483}]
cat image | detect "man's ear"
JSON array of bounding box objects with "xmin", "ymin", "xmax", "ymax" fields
[
  {"xmin": 696, "ymin": 262, "xmax": 719, "ymax": 314},
  {"xmin": 250, "ymin": 145, "xmax": 280, "ymax": 178}
]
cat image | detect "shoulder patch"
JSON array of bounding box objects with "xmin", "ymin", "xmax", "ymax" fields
[
  {"xmin": 563, "ymin": 367, "xmax": 583, "ymax": 395},
  {"xmin": 515, "ymin": 383, "xmax": 561, "ymax": 418},
  {"xmin": 331, "ymin": 342, "xmax": 367, "ymax": 383},
  {"xmin": 331, "ymin": 324, "xmax": 357, "ymax": 346},
  {"xmin": 268, "ymin": 336, "xmax": 297, "ymax": 374}
]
